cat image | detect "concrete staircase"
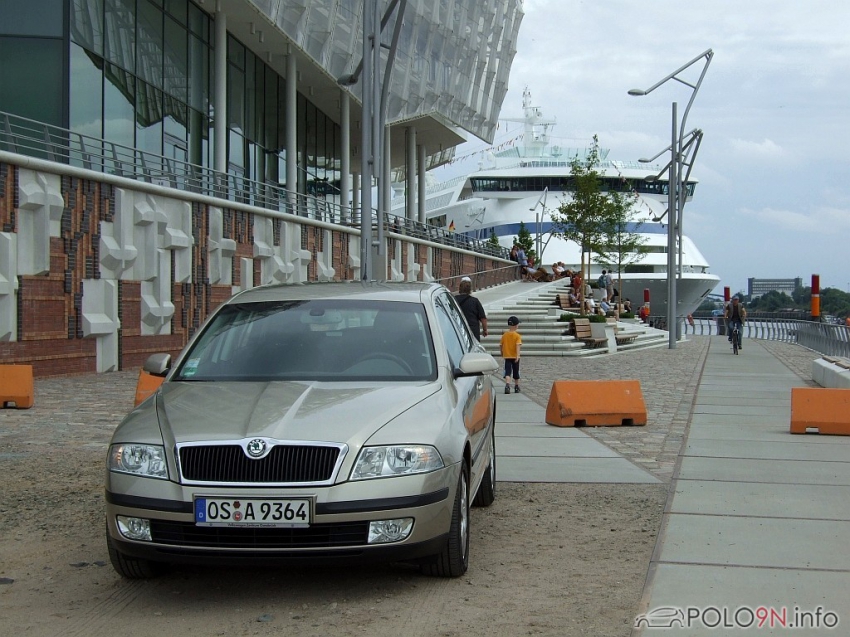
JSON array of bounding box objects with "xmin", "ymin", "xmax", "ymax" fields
[{"xmin": 479, "ymin": 280, "xmax": 668, "ymax": 357}]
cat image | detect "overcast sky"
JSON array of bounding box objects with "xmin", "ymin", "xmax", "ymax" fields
[{"xmin": 439, "ymin": 0, "xmax": 850, "ymax": 296}]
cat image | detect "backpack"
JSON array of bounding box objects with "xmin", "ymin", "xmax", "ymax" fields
[{"xmin": 597, "ymin": 274, "xmax": 606, "ymax": 289}]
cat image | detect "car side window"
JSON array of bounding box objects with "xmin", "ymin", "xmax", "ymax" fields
[
  {"xmin": 434, "ymin": 297, "xmax": 466, "ymax": 369},
  {"xmin": 440, "ymin": 292, "xmax": 475, "ymax": 352}
]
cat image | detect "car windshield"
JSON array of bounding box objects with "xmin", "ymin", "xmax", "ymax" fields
[{"xmin": 173, "ymin": 299, "xmax": 437, "ymax": 382}]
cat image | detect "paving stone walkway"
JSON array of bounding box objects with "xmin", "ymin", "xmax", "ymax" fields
[{"xmin": 518, "ymin": 336, "xmax": 821, "ymax": 483}]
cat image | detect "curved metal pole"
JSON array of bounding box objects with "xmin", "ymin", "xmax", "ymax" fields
[
  {"xmin": 668, "ymin": 103, "xmax": 678, "ymax": 349},
  {"xmin": 359, "ymin": 0, "xmax": 376, "ymax": 280},
  {"xmin": 629, "ymin": 49, "xmax": 713, "ymax": 347},
  {"xmin": 677, "ymin": 130, "xmax": 703, "ymax": 280},
  {"xmin": 376, "ymin": 0, "xmax": 407, "ymax": 256}
]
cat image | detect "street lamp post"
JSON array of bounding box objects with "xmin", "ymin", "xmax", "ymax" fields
[{"xmin": 628, "ymin": 49, "xmax": 713, "ymax": 349}]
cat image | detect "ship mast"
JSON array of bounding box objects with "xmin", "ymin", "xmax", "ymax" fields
[{"xmin": 499, "ymin": 87, "xmax": 557, "ymax": 159}]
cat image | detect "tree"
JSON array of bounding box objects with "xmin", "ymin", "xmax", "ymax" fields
[
  {"xmin": 697, "ymin": 298, "xmax": 720, "ymax": 312},
  {"xmin": 549, "ymin": 135, "xmax": 615, "ymax": 314},
  {"xmin": 513, "ymin": 221, "xmax": 536, "ymax": 265},
  {"xmin": 487, "ymin": 228, "xmax": 501, "ymax": 250},
  {"xmin": 748, "ymin": 290, "xmax": 794, "ymax": 312},
  {"xmin": 792, "ymin": 286, "xmax": 811, "ymax": 306},
  {"xmin": 821, "ymin": 287, "xmax": 850, "ymax": 319},
  {"xmin": 593, "ymin": 189, "xmax": 648, "ymax": 307}
]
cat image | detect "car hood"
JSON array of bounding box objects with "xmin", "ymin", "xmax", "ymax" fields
[{"xmin": 155, "ymin": 381, "xmax": 439, "ymax": 446}]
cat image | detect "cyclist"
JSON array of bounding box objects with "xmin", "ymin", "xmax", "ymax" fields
[{"xmin": 724, "ymin": 296, "xmax": 747, "ymax": 350}]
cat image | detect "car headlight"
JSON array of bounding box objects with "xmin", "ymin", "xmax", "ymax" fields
[
  {"xmin": 108, "ymin": 444, "xmax": 169, "ymax": 480},
  {"xmin": 351, "ymin": 445, "xmax": 444, "ymax": 480}
]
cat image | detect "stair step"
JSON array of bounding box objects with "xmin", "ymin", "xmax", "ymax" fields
[{"xmin": 478, "ymin": 281, "xmax": 667, "ymax": 358}]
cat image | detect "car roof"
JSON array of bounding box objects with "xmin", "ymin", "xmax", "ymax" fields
[{"xmin": 225, "ymin": 281, "xmax": 444, "ymax": 305}]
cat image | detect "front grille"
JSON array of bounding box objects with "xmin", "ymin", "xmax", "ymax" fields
[
  {"xmin": 150, "ymin": 520, "xmax": 369, "ymax": 548},
  {"xmin": 179, "ymin": 444, "xmax": 340, "ymax": 484}
]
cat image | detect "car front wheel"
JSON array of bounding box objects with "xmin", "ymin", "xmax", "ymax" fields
[
  {"xmin": 473, "ymin": 427, "xmax": 496, "ymax": 507},
  {"xmin": 106, "ymin": 530, "xmax": 164, "ymax": 579},
  {"xmin": 421, "ymin": 462, "xmax": 469, "ymax": 577}
]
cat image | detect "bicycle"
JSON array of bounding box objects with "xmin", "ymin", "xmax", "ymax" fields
[{"xmin": 729, "ymin": 321, "xmax": 742, "ymax": 355}]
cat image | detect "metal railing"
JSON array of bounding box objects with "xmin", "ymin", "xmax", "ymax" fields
[
  {"xmin": 440, "ymin": 264, "xmax": 521, "ymax": 292},
  {"xmin": 0, "ymin": 110, "xmax": 510, "ymax": 260},
  {"xmin": 671, "ymin": 316, "xmax": 850, "ymax": 358}
]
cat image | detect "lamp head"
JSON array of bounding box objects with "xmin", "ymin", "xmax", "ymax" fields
[
  {"xmin": 644, "ymin": 175, "xmax": 659, "ymax": 183},
  {"xmin": 638, "ymin": 158, "xmax": 652, "ymax": 164},
  {"xmin": 628, "ymin": 88, "xmax": 647, "ymax": 96}
]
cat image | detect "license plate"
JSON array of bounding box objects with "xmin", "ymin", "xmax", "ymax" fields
[{"xmin": 194, "ymin": 497, "xmax": 311, "ymax": 527}]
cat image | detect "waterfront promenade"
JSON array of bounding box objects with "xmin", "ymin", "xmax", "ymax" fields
[
  {"xmin": 478, "ymin": 281, "xmax": 848, "ymax": 634},
  {"xmin": 3, "ymin": 280, "xmax": 846, "ymax": 635},
  {"xmin": 495, "ymin": 334, "xmax": 848, "ymax": 635}
]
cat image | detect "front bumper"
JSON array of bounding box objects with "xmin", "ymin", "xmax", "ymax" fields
[{"xmin": 105, "ymin": 465, "xmax": 457, "ymax": 566}]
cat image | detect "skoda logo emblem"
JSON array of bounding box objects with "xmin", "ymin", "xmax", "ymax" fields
[{"xmin": 246, "ymin": 438, "xmax": 267, "ymax": 458}]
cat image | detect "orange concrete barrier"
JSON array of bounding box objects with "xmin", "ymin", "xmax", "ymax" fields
[
  {"xmin": 790, "ymin": 387, "xmax": 850, "ymax": 435},
  {"xmin": 134, "ymin": 369, "xmax": 165, "ymax": 406},
  {"xmin": 0, "ymin": 365, "xmax": 35, "ymax": 409},
  {"xmin": 546, "ymin": 380, "xmax": 647, "ymax": 427}
]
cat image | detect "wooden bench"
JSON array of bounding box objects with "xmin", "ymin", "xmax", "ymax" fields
[
  {"xmin": 555, "ymin": 290, "xmax": 580, "ymax": 312},
  {"xmin": 604, "ymin": 317, "xmax": 639, "ymax": 345},
  {"xmin": 615, "ymin": 332, "xmax": 639, "ymax": 346},
  {"xmin": 571, "ymin": 318, "xmax": 606, "ymax": 348}
]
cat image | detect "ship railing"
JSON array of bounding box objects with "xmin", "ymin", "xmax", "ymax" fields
[{"xmin": 0, "ymin": 109, "xmax": 512, "ymax": 261}]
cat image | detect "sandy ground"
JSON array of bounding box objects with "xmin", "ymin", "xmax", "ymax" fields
[
  {"xmin": 0, "ymin": 369, "xmax": 668, "ymax": 637},
  {"xmin": 1, "ymin": 465, "xmax": 664, "ymax": 637},
  {"xmin": 2, "ymin": 338, "xmax": 820, "ymax": 636}
]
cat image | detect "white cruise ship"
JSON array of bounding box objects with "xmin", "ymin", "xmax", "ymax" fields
[{"xmin": 392, "ymin": 89, "xmax": 719, "ymax": 319}]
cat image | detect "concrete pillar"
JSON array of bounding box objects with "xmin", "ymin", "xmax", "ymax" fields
[
  {"xmin": 213, "ymin": 9, "xmax": 227, "ymax": 174},
  {"xmin": 352, "ymin": 171, "xmax": 360, "ymax": 222},
  {"xmin": 382, "ymin": 125, "xmax": 392, "ymax": 223},
  {"xmin": 286, "ymin": 49, "xmax": 297, "ymax": 213},
  {"xmin": 418, "ymin": 143, "xmax": 427, "ymax": 224},
  {"xmin": 405, "ymin": 126, "xmax": 416, "ymax": 221},
  {"xmin": 340, "ymin": 90, "xmax": 351, "ymax": 223}
]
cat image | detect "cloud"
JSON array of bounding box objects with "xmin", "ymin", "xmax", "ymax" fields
[
  {"xmin": 728, "ymin": 138, "xmax": 788, "ymax": 159},
  {"xmin": 741, "ymin": 205, "xmax": 850, "ymax": 233}
]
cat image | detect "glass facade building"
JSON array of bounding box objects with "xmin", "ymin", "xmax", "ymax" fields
[
  {"xmin": 0, "ymin": 0, "xmax": 523, "ymax": 198},
  {"xmin": 0, "ymin": 0, "xmax": 524, "ymax": 377}
]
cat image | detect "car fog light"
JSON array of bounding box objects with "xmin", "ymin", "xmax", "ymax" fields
[
  {"xmin": 117, "ymin": 516, "xmax": 152, "ymax": 541},
  {"xmin": 368, "ymin": 518, "xmax": 413, "ymax": 544}
]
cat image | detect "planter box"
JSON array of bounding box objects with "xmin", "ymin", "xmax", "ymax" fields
[{"xmin": 590, "ymin": 322, "xmax": 608, "ymax": 339}]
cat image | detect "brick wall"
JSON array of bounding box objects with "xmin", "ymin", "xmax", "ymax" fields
[{"xmin": 0, "ymin": 161, "xmax": 514, "ymax": 378}]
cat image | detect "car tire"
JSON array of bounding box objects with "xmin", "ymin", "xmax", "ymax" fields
[
  {"xmin": 106, "ymin": 530, "xmax": 163, "ymax": 579},
  {"xmin": 421, "ymin": 462, "xmax": 469, "ymax": 578},
  {"xmin": 472, "ymin": 426, "xmax": 496, "ymax": 508}
]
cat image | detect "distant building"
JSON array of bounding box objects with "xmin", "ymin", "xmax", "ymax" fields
[{"xmin": 748, "ymin": 277, "xmax": 803, "ymax": 299}]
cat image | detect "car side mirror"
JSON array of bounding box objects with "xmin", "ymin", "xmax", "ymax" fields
[
  {"xmin": 143, "ymin": 353, "xmax": 172, "ymax": 377},
  {"xmin": 454, "ymin": 352, "xmax": 499, "ymax": 378}
]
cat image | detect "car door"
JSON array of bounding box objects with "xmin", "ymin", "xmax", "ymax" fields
[{"xmin": 434, "ymin": 292, "xmax": 491, "ymax": 454}]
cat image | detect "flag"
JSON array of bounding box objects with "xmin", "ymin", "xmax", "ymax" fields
[{"xmin": 448, "ymin": 221, "xmax": 455, "ymax": 231}]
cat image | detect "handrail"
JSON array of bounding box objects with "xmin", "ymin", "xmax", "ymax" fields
[
  {"xmin": 672, "ymin": 315, "xmax": 850, "ymax": 358},
  {"xmin": 0, "ymin": 109, "xmax": 512, "ymax": 261}
]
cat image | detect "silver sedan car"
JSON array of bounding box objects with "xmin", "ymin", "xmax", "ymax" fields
[{"xmin": 105, "ymin": 282, "xmax": 499, "ymax": 578}]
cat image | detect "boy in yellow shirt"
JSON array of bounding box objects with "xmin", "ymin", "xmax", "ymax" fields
[{"xmin": 500, "ymin": 316, "xmax": 522, "ymax": 394}]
